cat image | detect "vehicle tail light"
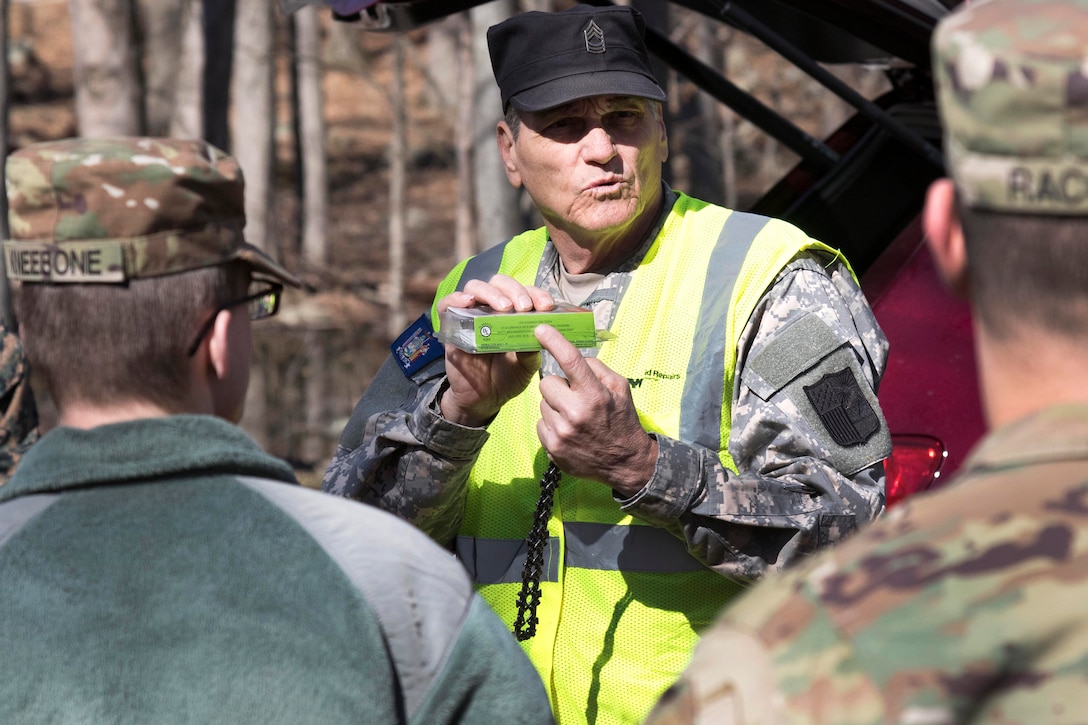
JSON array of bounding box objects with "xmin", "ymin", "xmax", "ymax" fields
[{"xmin": 885, "ymin": 434, "xmax": 946, "ymax": 508}]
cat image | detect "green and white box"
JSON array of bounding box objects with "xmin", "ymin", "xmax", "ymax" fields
[{"xmin": 438, "ymin": 304, "xmax": 598, "ymax": 353}]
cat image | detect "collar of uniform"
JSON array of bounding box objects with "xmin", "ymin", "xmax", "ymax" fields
[
  {"xmin": 2, "ymin": 415, "xmax": 298, "ymax": 501},
  {"xmin": 958, "ymin": 403, "xmax": 1088, "ymax": 476}
]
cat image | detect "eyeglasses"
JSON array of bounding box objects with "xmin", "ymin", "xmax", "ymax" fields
[{"xmin": 186, "ymin": 281, "xmax": 284, "ymax": 357}]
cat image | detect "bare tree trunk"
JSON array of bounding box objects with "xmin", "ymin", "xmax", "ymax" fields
[
  {"xmin": 136, "ymin": 0, "xmax": 189, "ymax": 137},
  {"xmin": 231, "ymin": 0, "xmax": 274, "ymax": 251},
  {"xmin": 203, "ymin": 0, "xmax": 236, "ymax": 151},
  {"xmin": 453, "ymin": 13, "xmax": 474, "ymax": 261},
  {"xmin": 170, "ymin": 0, "xmax": 203, "ymax": 139},
  {"xmin": 425, "ymin": 16, "xmax": 456, "ymax": 110},
  {"xmin": 295, "ymin": 5, "xmax": 328, "ymax": 268},
  {"xmin": 0, "ymin": 0, "xmax": 12, "ymax": 327},
  {"xmin": 242, "ymin": 352, "xmax": 268, "ymax": 449},
  {"xmin": 302, "ymin": 330, "xmax": 327, "ymax": 467},
  {"xmin": 720, "ymin": 33, "xmax": 737, "ymax": 209},
  {"xmin": 687, "ymin": 18, "xmax": 724, "ymax": 203},
  {"xmin": 470, "ymin": 0, "xmax": 521, "ymax": 250},
  {"xmin": 69, "ymin": 0, "xmax": 142, "ymax": 136},
  {"xmin": 387, "ymin": 35, "xmax": 407, "ymax": 337}
]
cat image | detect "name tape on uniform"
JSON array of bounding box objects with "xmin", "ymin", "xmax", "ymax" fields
[{"xmin": 4, "ymin": 241, "xmax": 125, "ymax": 282}]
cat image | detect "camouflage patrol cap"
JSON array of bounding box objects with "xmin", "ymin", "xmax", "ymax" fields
[
  {"xmin": 3, "ymin": 137, "xmax": 302, "ymax": 285},
  {"xmin": 933, "ymin": 0, "xmax": 1088, "ymax": 214}
]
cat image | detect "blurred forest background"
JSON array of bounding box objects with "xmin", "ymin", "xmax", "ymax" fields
[{"xmin": 4, "ymin": 0, "xmax": 888, "ymax": 483}]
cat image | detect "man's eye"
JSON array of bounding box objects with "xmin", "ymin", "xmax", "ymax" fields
[{"xmin": 542, "ymin": 118, "xmax": 581, "ymax": 136}]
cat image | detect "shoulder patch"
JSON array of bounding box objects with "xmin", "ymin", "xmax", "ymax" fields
[
  {"xmin": 746, "ymin": 313, "xmax": 841, "ymax": 399},
  {"xmin": 391, "ymin": 314, "xmax": 444, "ymax": 378},
  {"xmin": 803, "ymin": 367, "xmax": 880, "ymax": 447}
]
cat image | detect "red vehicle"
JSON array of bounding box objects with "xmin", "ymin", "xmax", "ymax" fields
[
  {"xmin": 727, "ymin": 0, "xmax": 986, "ymax": 504},
  {"xmin": 303, "ymin": 0, "xmax": 983, "ymax": 506}
]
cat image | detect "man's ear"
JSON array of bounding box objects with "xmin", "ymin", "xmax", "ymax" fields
[
  {"xmin": 656, "ymin": 108, "xmax": 669, "ymax": 164},
  {"xmin": 496, "ymin": 120, "xmax": 522, "ymax": 188},
  {"xmin": 206, "ymin": 308, "xmax": 234, "ymax": 382},
  {"xmin": 923, "ymin": 178, "xmax": 970, "ymax": 297}
]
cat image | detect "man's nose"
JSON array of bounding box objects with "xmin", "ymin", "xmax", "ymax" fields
[{"xmin": 581, "ymin": 125, "xmax": 617, "ymax": 163}]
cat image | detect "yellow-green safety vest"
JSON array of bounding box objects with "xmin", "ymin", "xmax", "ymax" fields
[{"xmin": 433, "ymin": 193, "xmax": 847, "ymax": 725}]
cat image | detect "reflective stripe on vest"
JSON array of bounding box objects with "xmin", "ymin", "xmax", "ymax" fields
[
  {"xmin": 455, "ymin": 534, "xmax": 560, "ymax": 585},
  {"xmin": 682, "ymin": 210, "xmax": 770, "ymax": 453},
  {"xmin": 456, "ymin": 522, "xmax": 706, "ymax": 585}
]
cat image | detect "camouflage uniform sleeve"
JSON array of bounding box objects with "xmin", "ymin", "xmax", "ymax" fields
[
  {"xmin": 641, "ymin": 605, "xmax": 797, "ymax": 725},
  {"xmin": 0, "ymin": 327, "xmax": 39, "ymax": 485},
  {"xmin": 323, "ymin": 374, "xmax": 488, "ymax": 545},
  {"xmin": 643, "ymin": 557, "xmax": 868, "ymax": 725},
  {"xmin": 651, "ymin": 409, "xmax": 1088, "ymax": 724},
  {"xmin": 620, "ymin": 254, "xmax": 890, "ymax": 578}
]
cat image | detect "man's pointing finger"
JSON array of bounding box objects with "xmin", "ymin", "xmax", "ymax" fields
[{"xmin": 535, "ymin": 324, "xmax": 593, "ymax": 387}]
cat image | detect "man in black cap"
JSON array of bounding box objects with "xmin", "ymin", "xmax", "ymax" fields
[{"xmin": 325, "ymin": 5, "xmax": 889, "ymax": 723}]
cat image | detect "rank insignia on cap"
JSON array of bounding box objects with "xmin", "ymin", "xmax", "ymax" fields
[
  {"xmin": 584, "ymin": 19, "xmax": 605, "ymax": 54},
  {"xmin": 804, "ymin": 367, "xmax": 881, "ymax": 447}
]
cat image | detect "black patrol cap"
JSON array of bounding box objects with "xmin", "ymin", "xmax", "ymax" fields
[{"xmin": 487, "ymin": 4, "xmax": 667, "ymax": 113}]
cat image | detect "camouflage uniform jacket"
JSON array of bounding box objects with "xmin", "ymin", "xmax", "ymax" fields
[
  {"xmin": 0, "ymin": 325, "xmax": 38, "ymax": 484},
  {"xmin": 325, "ymin": 189, "xmax": 889, "ymax": 579},
  {"xmin": 645, "ymin": 403, "xmax": 1088, "ymax": 725}
]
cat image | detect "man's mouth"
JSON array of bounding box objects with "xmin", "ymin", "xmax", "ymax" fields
[{"xmin": 585, "ymin": 177, "xmax": 626, "ymax": 194}]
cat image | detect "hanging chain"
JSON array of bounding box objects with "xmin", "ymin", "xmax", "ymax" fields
[{"xmin": 513, "ymin": 462, "xmax": 562, "ymax": 641}]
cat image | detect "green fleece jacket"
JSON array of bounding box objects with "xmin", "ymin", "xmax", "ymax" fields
[{"xmin": 0, "ymin": 415, "xmax": 552, "ymax": 724}]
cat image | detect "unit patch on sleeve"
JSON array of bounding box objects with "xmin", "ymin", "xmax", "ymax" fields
[
  {"xmin": 391, "ymin": 314, "xmax": 445, "ymax": 378},
  {"xmin": 803, "ymin": 367, "xmax": 880, "ymax": 447}
]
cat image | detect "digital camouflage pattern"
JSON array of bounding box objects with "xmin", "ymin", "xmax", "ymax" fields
[
  {"xmin": 645, "ymin": 405, "xmax": 1088, "ymax": 725},
  {"xmin": 0, "ymin": 326, "xmax": 37, "ymax": 485},
  {"xmin": 935, "ymin": 0, "xmax": 1088, "ymax": 214},
  {"xmin": 323, "ymin": 190, "xmax": 889, "ymax": 579},
  {"xmin": 4, "ymin": 137, "xmax": 300, "ymax": 286}
]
